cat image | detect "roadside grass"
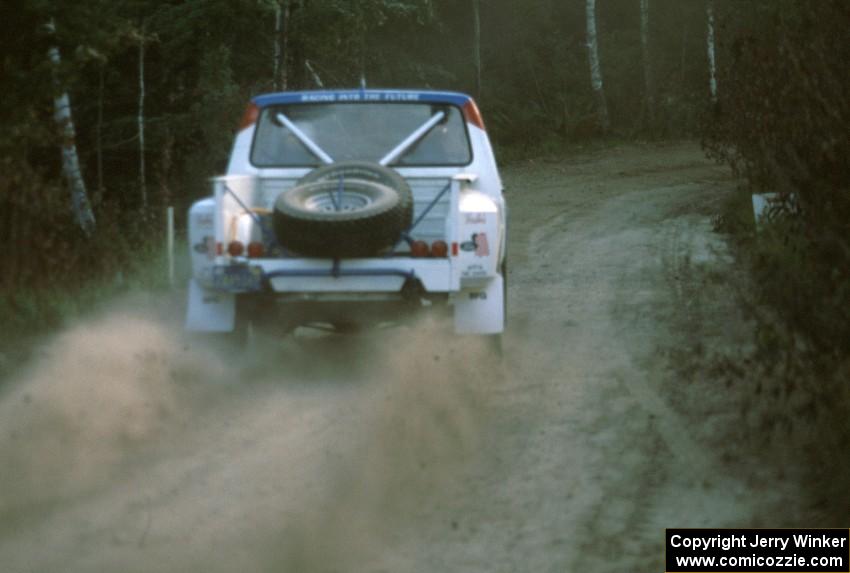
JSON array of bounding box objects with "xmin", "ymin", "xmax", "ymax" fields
[
  {"xmin": 712, "ymin": 184, "xmax": 756, "ymax": 241},
  {"xmin": 0, "ymin": 238, "xmax": 186, "ymax": 383},
  {"xmin": 713, "ymin": 188, "xmax": 850, "ymax": 523}
]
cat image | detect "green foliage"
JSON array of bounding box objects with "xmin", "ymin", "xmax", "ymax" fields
[
  {"xmin": 703, "ymin": 0, "xmax": 850, "ymax": 365},
  {"xmin": 705, "ymin": 1, "xmax": 850, "ymax": 506}
]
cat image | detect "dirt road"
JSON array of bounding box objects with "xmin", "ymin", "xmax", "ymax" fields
[{"xmin": 0, "ymin": 143, "xmax": 807, "ymax": 572}]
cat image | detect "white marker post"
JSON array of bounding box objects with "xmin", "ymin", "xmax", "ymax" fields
[{"xmin": 166, "ymin": 206, "xmax": 175, "ymax": 287}]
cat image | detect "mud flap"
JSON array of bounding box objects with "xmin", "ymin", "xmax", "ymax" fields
[
  {"xmin": 453, "ymin": 276, "xmax": 504, "ymax": 335},
  {"xmin": 185, "ymin": 279, "xmax": 235, "ymax": 332}
]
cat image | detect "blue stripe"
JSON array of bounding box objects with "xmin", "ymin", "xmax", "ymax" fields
[{"xmin": 252, "ymin": 90, "xmax": 471, "ymax": 108}]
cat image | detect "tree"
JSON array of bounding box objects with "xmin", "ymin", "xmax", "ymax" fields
[
  {"xmin": 274, "ymin": 0, "xmax": 289, "ymax": 90},
  {"xmin": 46, "ymin": 18, "xmax": 96, "ymax": 235},
  {"xmin": 137, "ymin": 23, "xmax": 147, "ymax": 210},
  {"xmin": 585, "ymin": 0, "xmax": 610, "ymax": 131},
  {"xmin": 472, "ymin": 0, "xmax": 481, "ymax": 99},
  {"xmin": 640, "ymin": 0, "xmax": 655, "ymax": 124},
  {"xmin": 706, "ymin": 0, "xmax": 718, "ymax": 103}
]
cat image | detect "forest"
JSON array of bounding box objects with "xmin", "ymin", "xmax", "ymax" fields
[
  {"xmin": 0, "ymin": 0, "xmax": 848, "ymax": 395},
  {"xmin": 2, "ymin": 2, "xmax": 850, "ymax": 566}
]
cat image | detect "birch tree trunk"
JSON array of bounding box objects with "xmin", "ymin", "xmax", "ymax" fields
[
  {"xmin": 46, "ymin": 19, "xmax": 96, "ymax": 235},
  {"xmin": 472, "ymin": 0, "xmax": 481, "ymax": 99},
  {"xmin": 585, "ymin": 0, "xmax": 610, "ymax": 132},
  {"xmin": 305, "ymin": 60, "xmax": 324, "ymax": 88},
  {"xmin": 640, "ymin": 0, "xmax": 655, "ymax": 124},
  {"xmin": 359, "ymin": 10, "xmax": 367, "ymax": 88},
  {"xmin": 138, "ymin": 27, "xmax": 147, "ymax": 210},
  {"xmin": 706, "ymin": 0, "xmax": 718, "ymax": 103}
]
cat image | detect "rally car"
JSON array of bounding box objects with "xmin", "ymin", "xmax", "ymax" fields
[{"xmin": 185, "ymin": 89, "xmax": 507, "ymax": 342}]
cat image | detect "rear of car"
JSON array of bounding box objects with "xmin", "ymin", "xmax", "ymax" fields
[{"xmin": 185, "ymin": 90, "xmax": 506, "ymax": 337}]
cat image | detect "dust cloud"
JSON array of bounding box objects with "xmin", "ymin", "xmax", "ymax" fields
[
  {"xmin": 0, "ymin": 297, "xmax": 501, "ymax": 572},
  {"xmin": 271, "ymin": 323, "xmax": 491, "ymax": 572},
  {"xmin": 0, "ymin": 312, "xmax": 219, "ymax": 511}
]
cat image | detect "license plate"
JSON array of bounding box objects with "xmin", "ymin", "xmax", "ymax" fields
[{"xmin": 211, "ymin": 265, "xmax": 264, "ymax": 292}]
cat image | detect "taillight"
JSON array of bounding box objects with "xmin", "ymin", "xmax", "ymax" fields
[
  {"xmin": 227, "ymin": 241, "xmax": 245, "ymax": 257},
  {"xmin": 463, "ymin": 99, "xmax": 486, "ymax": 131},
  {"xmin": 247, "ymin": 241, "xmax": 265, "ymax": 258},
  {"xmin": 431, "ymin": 240, "xmax": 448, "ymax": 258},
  {"xmin": 239, "ymin": 102, "xmax": 259, "ymax": 131},
  {"xmin": 411, "ymin": 240, "xmax": 430, "ymax": 258}
]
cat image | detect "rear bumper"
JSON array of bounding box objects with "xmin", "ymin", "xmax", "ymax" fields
[
  {"xmin": 186, "ymin": 264, "xmax": 504, "ymax": 334},
  {"xmin": 200, "ymin": 257, "xmax": 456, "ymax": 294}
]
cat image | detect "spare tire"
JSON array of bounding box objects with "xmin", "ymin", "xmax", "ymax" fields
[
  {"xmin": 273, "ymin": 178, "xmax": 412, "ymax": 258},
  {"xmin": 298, "ymin": 161, "xmax": 410, "ymax": 195},
  {"xmin": 298, "ymin": 161, "xmax": 413, "ymax": 236}
]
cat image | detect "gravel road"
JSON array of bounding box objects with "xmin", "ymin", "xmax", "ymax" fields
[{"xmin": 0, "ymin": 143, "xmax": 809, "ymax": 572}]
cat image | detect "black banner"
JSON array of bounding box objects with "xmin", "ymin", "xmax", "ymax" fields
[{"xmin": 666, "ymin": 529, "xmax": 849, "ymax": 572}]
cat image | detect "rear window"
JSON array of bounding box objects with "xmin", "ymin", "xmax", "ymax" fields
[{"xmin": 250, "ymin": 103, "xmax": 472, "ymax": 168}]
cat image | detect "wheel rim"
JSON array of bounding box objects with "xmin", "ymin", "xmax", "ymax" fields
[{"xmin": 303, "ymin": 190, "xmax": 374, "ymax": 213}]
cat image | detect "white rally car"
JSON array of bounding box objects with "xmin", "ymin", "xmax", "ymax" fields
[{"xmin": 185, "ymin": 89, "xmax": 506, "ymax": 342}]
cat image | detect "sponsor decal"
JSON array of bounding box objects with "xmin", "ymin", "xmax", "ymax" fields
[
  {"xmin": 461, "ymin": 263, "xmax": 488, "ymax": 278},
  {"xmin": 211, "ymin": 265, "xmax": 264, "ymax": 292},
  {"xmin": 474, "ymin": 233, "xmax": 490, "ymax": 257},
  {"xmin": 196, "ymin": 213, "xmax": 214, "ymax": 227},
  {"xmin": 299, "ymin": 92, "xmax": 421, "ymax": 103},
  {"xmin": 459, "ymin": 233, "xmax": 490, "ymax": 257},
  {"xmin": 465, "ymin": 213, "xmax": 486, "ymax": 224},
  {"xmin": 193, "ymin": 235, "xmax": 212, "ymax": 254},
  {"xmin": 300, "ymin": 94, "xmax": 336, "ymax": 103},
  {"xmin": 382, "ymin": 92, "xmax": 420, "ymax": 102}
]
